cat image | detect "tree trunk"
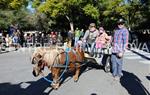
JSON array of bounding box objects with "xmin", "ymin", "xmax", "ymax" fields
[
  {"xmin": 70, "ymin": 22, "xmax": 74, "ymax": 32},
  {"xmin": 66, "ymin": 15, "xmax": 74, "ymax": 32}
]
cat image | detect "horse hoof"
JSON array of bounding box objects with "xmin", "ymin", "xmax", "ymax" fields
[
  {"xmin": 53, "ymin": 87, "xmax": 58, "ymax": 90},
  {"xmin": 73, "ymin": 78, "xmax": 78, "ymax": 82},
  {"xmin": 74, "ymin": 79, "xmax": 78, "ymax": 82},
  {"xmin": 51, "ymin": 83, "xmax": 59, "ymax": 90}
]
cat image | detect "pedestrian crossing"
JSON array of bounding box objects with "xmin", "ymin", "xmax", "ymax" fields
[
  {"xmin": 124, "ymin": 50, "xmax": 150, "ymax": 65},
  {"xmin": 1, "ymin": 47, "xmax": 150, "ymax": 65}
]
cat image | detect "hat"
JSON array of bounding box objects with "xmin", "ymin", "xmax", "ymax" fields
[
  {"xmin": 117, "ymin": 19, "xmax": 125, "ymax": 24},
  {"xmin": 89, "ymin": 23, "xmax": 96, "ymax": 29},
  {"xmin": 89, "ymin": 23, "xmax": 96, "ymax": 27}
]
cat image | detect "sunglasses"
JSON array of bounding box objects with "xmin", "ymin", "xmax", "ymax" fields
[{"xmin": 117, "ymin": 23, "xmax": 124, "ymax": 25}]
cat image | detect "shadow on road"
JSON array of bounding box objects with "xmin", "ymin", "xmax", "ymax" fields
[
  {"xmin": 131, "ymin": 50, "xmax": 150, "ymax": 60},
  {"xmin": 120, "ymin": 71, "xmax": 150, "ymax": 95},
  {"xmin": 84, "ymin": 57, "xmax": 103, "ymax": 70},
  {"xmin": 0, "ymin": 49, "xmax": 17, "ymax": 54},
  {"xmin": 0, "ymin": 51, "xmax": 9, "ymax": 54},
  {"xmin": 0, "ymin": 77, "xmax": 53, "ymax": 95},
  {"xmin": 91, "ymin": 93, "xmax": 97, "ymax": 95},
  {"xmin": 146, "ymin": 76, "xmax": 150, "ymax": 81},
  {"xmin": 61, "ymin": 59, "xmax": 103, "ymax": 84}
]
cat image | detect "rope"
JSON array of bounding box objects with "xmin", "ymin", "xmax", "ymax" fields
[
  {"xmin": 42, "ymin": 48, "xmax": 70, "ymax": 83},
  {"xmin": 57, "ymin": 51, "xmax": 69, "ymax": 81},
  {"xmin": 42, "ymin": 72, "xmax": 53, "ymax": 83}
]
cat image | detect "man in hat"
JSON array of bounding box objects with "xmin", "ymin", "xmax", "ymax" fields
[
  {"xmin": 82, "ymin": 23, "xmax": 99, "ymax": 56},
  {"xmin": 111, "ymin": 19, "xmax": 129, "ymax": 80}
]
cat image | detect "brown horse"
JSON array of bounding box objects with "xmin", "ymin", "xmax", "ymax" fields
[{"xmin": 31, "ymin": 46, "xmax": 85, "ymax": 89}]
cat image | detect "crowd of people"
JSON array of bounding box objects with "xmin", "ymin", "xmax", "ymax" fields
[
  {"xmin": 0, "ymin": 29, "xmax": 22, "ymax": 50},
  {"xmin": 0, "ymin": 29, "xmax": 64, "ymax": 51}
]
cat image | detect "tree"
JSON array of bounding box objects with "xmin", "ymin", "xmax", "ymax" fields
[
  {"xmin": 32, "ymin": 0, "xmax": 100, "ymax": 32},
  {"xmin": 0, "ymin": 0, "xmax": 28, "ymax": 10},
  {"xmin": 0, "ymin": 0, "xmax": 29, "ymax": 30},
  {"xmin": 95, "ymin": 0, "xmax": 130, "ymax": 30}
]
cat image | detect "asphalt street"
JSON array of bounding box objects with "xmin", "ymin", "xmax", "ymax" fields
[{"xmin": 0, "ymin": 48, "xmax": 149, "ymax": 95}]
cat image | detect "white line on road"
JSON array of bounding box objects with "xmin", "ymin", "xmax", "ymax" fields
[
  {"xmin": 139, "ymin": 60, "xmax": 150, "ymax": 65},
  {"xmin": 125, "ymin": 56, "xmax": 150, "ymax": 60}
]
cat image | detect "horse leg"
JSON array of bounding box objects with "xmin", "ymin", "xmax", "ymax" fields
[
  {"xmin": 73, "ymin": 63, "xmax": 80, "ymax": 82},
  {"xmin": 51, "ymin": 67, "xmax": 60, "ymax": 89}
]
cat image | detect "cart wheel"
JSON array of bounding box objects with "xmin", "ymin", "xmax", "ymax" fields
[
  {"xmin": 1, "ymin": 43, "xmax": 6, "ymax": 51},
  {"xmin": 104, "ymin": 56, "xmax": 111, "ymax": 73}
]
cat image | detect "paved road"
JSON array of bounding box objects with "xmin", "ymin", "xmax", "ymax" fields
[{"xmin": 0, "ymin": 48, "xmax": 149, "ymax": 95}]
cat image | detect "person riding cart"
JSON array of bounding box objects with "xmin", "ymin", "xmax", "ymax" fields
[
  {"xmin": 95, "ymin": 27, "xmax": 110, "ymax": 58},
  {"xmin": 82, "ymin": 23, "xmax": 99, "ymax": 56}
]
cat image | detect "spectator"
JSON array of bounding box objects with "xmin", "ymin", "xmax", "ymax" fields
[
  {"xmin": 12, "ymin": 31, "xmax": 19, "ymax": 50},
  {"xmin": 5, "ymin": 34, "xmax": 11, "ymax": 47},
  {"xmin": 76, "ymin": 36, "xmax": 83, "ymax": 49},
  {"xmin": 80, "ymin": 29, "xmax": 84, "ymax": 37},
  {"xmin": 40, "ymin": 33, "xmax": 44, "ymax": 46},
  {"xmin": 74, "ymin": 28, "xmax": 81, "ymax": 47},
  {"xmin": 32, "ymin": 33, "xmax": 36, "ymax": 45},
  {"xmin": 57, "ymin": 32, "xmax": 63, "ymax": 45},
  {"xmin": 67, "ymin": 30, "xmax": 74, "ymax": 46},
  {"xmin": 19, "ymin": 30, "xmax": 24, "ymax": 47}
]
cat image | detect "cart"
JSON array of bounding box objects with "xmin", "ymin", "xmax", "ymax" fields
[{"xmin": 101, "ymin": 43, "xmax": 112, "ymax": 73}]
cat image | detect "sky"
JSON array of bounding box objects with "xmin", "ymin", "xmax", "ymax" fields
[{"xmin": 26, "ymin": 1, "xmax": 35, "ymax": 13}]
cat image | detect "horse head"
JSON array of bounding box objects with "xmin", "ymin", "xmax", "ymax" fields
[
  {"xmin": 31, "ymin": 47, "xmax": 63, "ymax": 77},
  {"xmin": 31, "ymin": 48, "xmax": 46, "ymax": 77}
]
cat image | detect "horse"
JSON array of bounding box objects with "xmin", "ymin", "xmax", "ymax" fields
[{"xmin": 31, "ymin": 46, "xmax": 85, "ymax": 89}]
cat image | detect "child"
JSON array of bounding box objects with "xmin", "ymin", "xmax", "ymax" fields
[
  {"xmin": 76, "ymin": 37, "xmax": 83, "ymax": 49},
  {"xmin": 5, "ymin": 34, "xmax": 11, "ymax": 47},
  {"xmin": 95, "ymin": 27, "xmax": 108, "ymax": 58}
]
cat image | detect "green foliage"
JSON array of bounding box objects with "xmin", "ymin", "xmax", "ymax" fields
[
  {"xmin": 0, "ymin": 0, "xmax": 150, "ymax": 32},
  {"xmin": 32, "ymin": 0, "xmax": 41, "ymax": 8},
  {"xmin": 32, "ymin": 0, "xmax": 101, "ymax": 31},
  {"xmin": 0, "ymin": 10, "xmax": 14, "ymax": 29},
  {"xmin": 0, "ymin": 0, "xmax": 28, "ymax": 10},
  {"xmin": 33, "ymin": 0, "xmax": 100, "ymax": 19},
  {"xmin": 0, "ymin": 0, "xmax": 12, "ymax": 9},
  {"xmin": 83, "ymin": 4, "xmax": 99, "ymax": 19}
]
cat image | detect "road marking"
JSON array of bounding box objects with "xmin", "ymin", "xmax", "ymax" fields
[
  {"xmin": 139, "ymin": 60, "xmax": 150, "ymax": 65},
  {"xmin": 125, "ymin": 56, "xmax": 150, "ymax": 59},
  {"xmin": 20, "ymin": 82, "xmax": 30, "ymax": 89},
  {"xmin": 124, "ymin": 50, "xmax": 150, "ymax": 60},
  {"xmin": 44, "ymin": 87, "xmax": 52, "ymax": 93},
  {"xmin": 124, "ymin": 53, "xmax": 137, "ymax": 56},
  {"xmin": 124, "ymin": 51, "xmax": 150, "ymax": 65},
  {"xmin": 125, "ymin": 51, "xmax": 150, "ymax": 56},
  {"xmin": 125, "ymin": 52, "xmax": 150, "ymax": 56}
]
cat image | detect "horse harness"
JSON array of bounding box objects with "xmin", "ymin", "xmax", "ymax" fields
[
  {"xmin": 38, "ymin": 48, "xmax": 86, "ymax": 83},
  {"xmin": 52, "ymin": 48, "xmax": 83, "ymax": 69}
]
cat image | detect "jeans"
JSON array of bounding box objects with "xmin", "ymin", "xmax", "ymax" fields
[
  {"xmin": 74, "ymin": 37, "xmax": 79, "ymax": 47},
  {"xmin": 111, "ymin": 53, "xmax": 123, "ymax": 77},
  {"xmin": 83, "ymin": 42, "xmax": 95, "ymax": 54},
  {"xmin": 13, "ymin": 37, "xmax": 19, "ymax": 44}
]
